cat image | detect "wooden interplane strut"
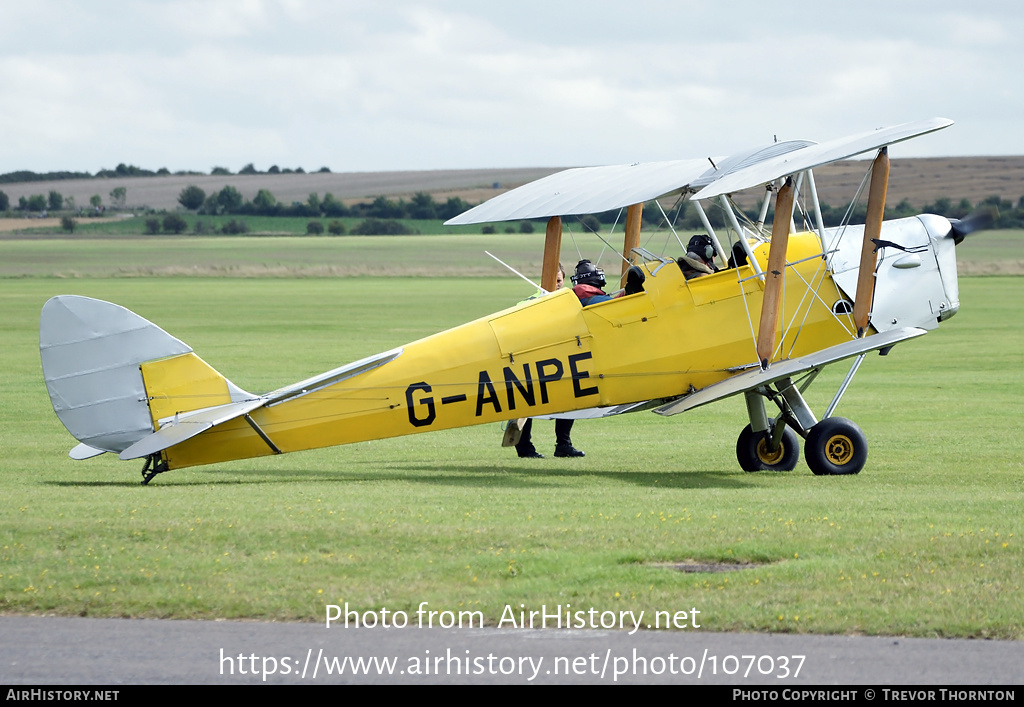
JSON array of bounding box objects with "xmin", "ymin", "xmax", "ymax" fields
[
  {"xmin": 622, "ymin": 203, "xmax": 644, "ymax": 279},
  {"xmin": 541, "ymin": 216, "xmax": 563, "ymax": 292},
  {"xmin": 756, "ymin": 177, "xmax": 796, "ymax": 369},
  {"xmin": 853, "ymin": 148, "xmax": 890, "ymax": 337}
]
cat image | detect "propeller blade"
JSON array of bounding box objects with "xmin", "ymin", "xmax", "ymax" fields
[{"xmin": 949, "ymin": 209, "xmax": 995, "ymax": 245}]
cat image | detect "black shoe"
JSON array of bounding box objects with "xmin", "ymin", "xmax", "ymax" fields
[
  {"xmin": 518, "ymin": 450, "xmax": 544, "ymax": 459},
  {"xmin": 554, "ymin": 445, "xmax": 585, "ymax": 458}
]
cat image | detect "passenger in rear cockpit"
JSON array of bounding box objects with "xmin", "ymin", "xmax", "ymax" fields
[
  {"xmin": 678, "ymin": 234, "xmax": 719, "ymax": 280},
  {"xmin": 570, "ymin": 259, "xmax": 615, "ymax": 305},
  {"xmin": 570, "ymin": 259, "xmax": 645, "ymax": 305}
]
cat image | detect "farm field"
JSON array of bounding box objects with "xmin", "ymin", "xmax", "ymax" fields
[
  {"xmin": 4, "ymin": 156, "xmax": 1024, "ymax": 212},
  {"xmin": 0, "ymin": 167, "xmax": 560, "ymax": 214},
  {"xmin": 0, "ymin": 214, "xmax": 487, "ymax": 238},
  {"xmin": 0, "ymin": 234, "xmax": 1021, "ymax": 638}
]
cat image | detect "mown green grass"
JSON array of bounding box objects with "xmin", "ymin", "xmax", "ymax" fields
[
  {"xmin": 3, "ymin": 227, "xmax": 1019, "ymax": 278},
  {"xmin": 953, "ymin": 229, "xmax": 1024, "ymax": 275},
  {"xmin": 0, "ymin": 255, "xmax": 1021, "ymax": 637},
  {"xmin": 0, "ymin": 234, "xmax": 550, "ymax": 279}
]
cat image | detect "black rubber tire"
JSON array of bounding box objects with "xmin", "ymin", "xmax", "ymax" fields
[
  {"xmin": 736, "ymin": 424, "xmax": 799, "ymax": 472},
  {"xmin": 804, "ymin": 417, "xmax": 868, "ymax": 476}
]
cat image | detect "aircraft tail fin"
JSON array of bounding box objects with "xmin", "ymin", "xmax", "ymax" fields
[{"xmin": 39, "ymin": 295, "xmax": 253, "ymax": 457}]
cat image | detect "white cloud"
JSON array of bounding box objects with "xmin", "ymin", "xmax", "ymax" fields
[{"xmin": 1, "ymin": 1, "xmax": 1022, "ymax": 172}]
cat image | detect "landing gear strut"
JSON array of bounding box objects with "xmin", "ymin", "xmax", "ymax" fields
[{"xmin": 140, "ymin": 454, "xmax": 169, "ymax": 485}]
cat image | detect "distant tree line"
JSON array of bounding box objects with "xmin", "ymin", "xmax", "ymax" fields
[
  {"xmin": 5, "ymin": 179, "xmax": 1024, "ymax": 233},
  {"xmin": 576, "ymin": 195, "xmax": 1024, "ymax": 232},
  {"xmin": 236, "ymin": 163, "xmax": 330, "ymax": 175},
  {"xmin": 0, "ymin": 162, "xmax": 324, "ymax": 184},
  {"xmin": 177, "ymin": 185, "xmax": 474, "ymax": 222},
  {"xmin": 0, "ymin": 187, "xmax": 127, "ymax": 215},
  {"xmin": 1, "ymin": 163, "xmax": 181, "ymax": 184},
  {"xmin": 0, "ymin": 170, "xmax": 94, "ymax": 184},
  {"xmin": 2, "ymin": 160, "xmax": 1022, "ymax": 231}
]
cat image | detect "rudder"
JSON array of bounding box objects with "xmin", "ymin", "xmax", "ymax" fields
[{"xmin": 39, "ymin": 295, "xmax": 251, "ymax": 456}]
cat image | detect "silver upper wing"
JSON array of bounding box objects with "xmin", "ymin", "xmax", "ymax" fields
[
  {"xmin": 692, "ymin": 117, "xmax": 953, "ymax": 200},
  {"xmin": 444, "ymin": 118, "xmax": 953, "ymax": 224},
  {"xmin": 444, "ymin": 159, "xmax": 711, "ymax": 225}
]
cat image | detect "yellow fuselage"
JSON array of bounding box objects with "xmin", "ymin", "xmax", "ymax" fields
[{"xmin": 156, "ymin": 233, "xmax": 854, "ymax": 469}]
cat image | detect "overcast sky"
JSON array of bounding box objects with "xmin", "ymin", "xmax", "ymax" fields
[{"xmin": 2, "ymin": 0, "xmax": 1021, "ymax": 174}]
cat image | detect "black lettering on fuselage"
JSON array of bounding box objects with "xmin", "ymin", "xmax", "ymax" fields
[
  {"xmin": 503, "ymin": 363, "xmax": 535, "ymax": 411},
  {"xmin": 475, "ymin": 370, "xmax": 502, "ymax": 416},
  {"xmin": 406, "ymin": 353, "xmax": 599, "ymax": 428},
  {"xmin": 536, "ymin": 358, "xmax": 564, "ymax": 404},
  {"xmin": 568, "ymin": 352, "xmax": 599, "ymax": 398},
  {"xmin": 405, "ymin": 382, "xmax": 436, "ymax": 427}
]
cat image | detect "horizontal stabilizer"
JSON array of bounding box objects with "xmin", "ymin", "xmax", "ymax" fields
[
  {"xmin": 263, "ymin": 348, "xmax": 403, "ymax": 406},
  {"xmin": 655, "ymin": 327, "xmax": 928, "ymax": 416},
  {"xmin": 118, "ymin": 399, "xmax": 265, "ymax": 460},
  {"xmin": 118, "ymin": 348, "xmax": 405, "ymax": 459},
  {"xmin": 70, "ymin": 443, "xmax": 107, "ymax": 460}
]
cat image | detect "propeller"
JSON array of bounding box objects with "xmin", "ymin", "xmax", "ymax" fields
[{"xmin": 949, "ymin": 209, "xmax": 996, "ymax": 245}]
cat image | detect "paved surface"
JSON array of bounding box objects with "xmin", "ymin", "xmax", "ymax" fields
[{"xmin": 1, "ymin": 616, "xmax": 1021, "ymax": 685}]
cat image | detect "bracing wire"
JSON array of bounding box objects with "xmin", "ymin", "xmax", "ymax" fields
[
  {"xmin": 560, "ymin": 220, "xmax": 582, "ymax": 264},
  {"xmin": 655, "ymin": 199, "xmax": 688, "ymax": 254}
]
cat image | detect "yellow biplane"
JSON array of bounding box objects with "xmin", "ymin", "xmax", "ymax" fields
[{"xmin": 41, "ymin": 118, "xmax": 979, "ymax": 483}]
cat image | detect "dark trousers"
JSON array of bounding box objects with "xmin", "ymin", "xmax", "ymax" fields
[{"xmin": 516, "ymin": 418, "xmax": 574, "ymax": 454}]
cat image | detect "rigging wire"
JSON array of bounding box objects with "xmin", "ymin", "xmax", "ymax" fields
[
  {"xmin": 824, "ymin": 162, "xmax": 873, "ymax": 268},
  {"xmin": 654, "ymin": 198, "xmax": 689, "ymax": 255},
  {"xmin": 591, "ymin": 208, "xmax": 622, "ymax": 266},
  {"xmin": 564, "ymin": 220, "xmax": 584, "ymax": 263}
]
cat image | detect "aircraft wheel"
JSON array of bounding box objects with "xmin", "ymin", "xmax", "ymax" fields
[
  {"xmin": 805, "ymin": 417, "xmax": 867, "ymax": 476},
  {"xmin": 736, "ymin": 424, "xmax": 799, "ymax": 472}
]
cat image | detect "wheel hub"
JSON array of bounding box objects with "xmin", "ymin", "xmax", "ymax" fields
[
  {"xmin": 756, "ymin": 437, "xmax": 785, "ymax": 465},
  {"xmin": 825, "ymin": 434, "xmax": 854, "ymax": 465}
]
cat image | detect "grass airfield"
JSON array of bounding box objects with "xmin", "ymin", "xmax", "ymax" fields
[{"xmin": 0, "ymin": 236, "xmax": 1021, "ymax": 639}]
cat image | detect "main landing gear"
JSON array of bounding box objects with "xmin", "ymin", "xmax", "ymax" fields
[
  {"xmin": 804, "ymin": 417, "xmax": 868, "ymax": 475},
  {"xmin": 736, "ymin": 356, "xmax": 869, "ymax": 475},
  {"xmin": 736, "ymin": 423, "xmax": 800, "ymax": 472}
]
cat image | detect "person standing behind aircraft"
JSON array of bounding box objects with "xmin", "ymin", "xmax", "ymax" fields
[
  {"xmin": 509, "ymin": 264, "xmax": 586, "ymax": 459},
  {"xmin": 516, "ymin": 257, "xmax": 629, "ymax": 458}
]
